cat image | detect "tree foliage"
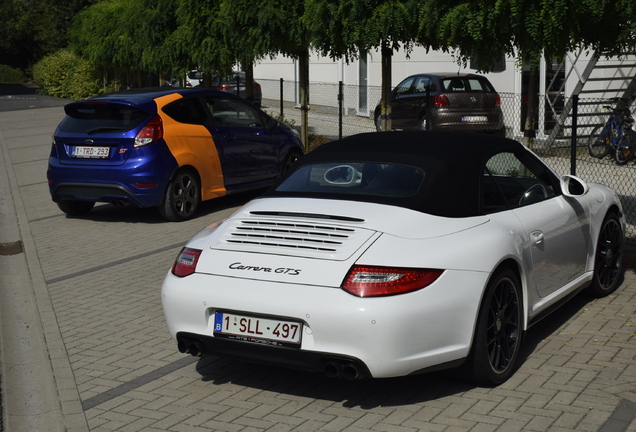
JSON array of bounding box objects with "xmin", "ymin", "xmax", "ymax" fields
[
  {"xmin": 5, "ymin": 0, "xmax": 636, "ymax": 117},
  {"xmin": 427, "ymin": 0, "xmax": 636, "ymax": 70},
  {"xmin": 305, "ymin": 0, "xmax": 420, "ymax": 61},
  {"xmin": 0, "ymin": 0, "xmax": 94, "ymax": 71},
  {"xmin": 170, "ymin": 0, "xmax": 233, "ymax": 77}
]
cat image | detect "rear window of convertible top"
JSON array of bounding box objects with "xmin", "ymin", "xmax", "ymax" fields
[{"xmin": 275, "ymin": 162, "xmax": 425, "ymax": 198}]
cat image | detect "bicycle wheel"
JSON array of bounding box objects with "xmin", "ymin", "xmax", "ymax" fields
[
  {"xmin": 588, "ymin": 125, "xmax": 611, "ymax": 158},
  {"xmin": 614, "ymin": 130, "xmax": 635, "ymax": 165}
]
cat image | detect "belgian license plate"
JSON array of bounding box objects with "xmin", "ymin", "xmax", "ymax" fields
[
  {"xmin": 462, "ymin": 116, "xmax": 488, "ymax": 122},
  {"xmin": 213, "ymin": 312, "xmax": 302, "ymax": 347},
  {"xmin": 74, "ymin": 146, "xmax": 110, "ymax": 158}
]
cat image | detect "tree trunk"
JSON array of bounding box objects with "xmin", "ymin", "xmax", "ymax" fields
[
  {"xmin": 523, "ymin": 65, "xmax": 539, "ymax": 149},
  {"xmin": 244, "ymin": 63, "xmax": 254, "ymax": 104},
  {"xmin": 380, "ymin": 45, "xmax": 392, "ymax": 131},
  {"xmin": 299, "ymin": 51, "xmax": 310, "ymax": 151}
]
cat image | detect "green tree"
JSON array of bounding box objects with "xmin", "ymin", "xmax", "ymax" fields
[
  {"xmin": 305, "ymin": 0, "xmax": 422, "ymax": 131},
  {"xmin": 215, "ymin": 0, "xmax": 313, "ymax": 148},
  {"xmin": 170, "ymin": 0, "xmax": 234, "ymax": 83},
  {"xmin": 69, "ymin": 0, "xmax": 130, "ymax": 90},
  {"xmin": 0, "ymin": 0, "xmax": 94, "ymax": 72},
  {"xmin": 126, "ymin": 0, "xmax": 182, "ymax": 86}
]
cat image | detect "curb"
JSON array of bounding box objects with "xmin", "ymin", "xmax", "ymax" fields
[{"xmin": 0, "ymin": 116, "xmax": 66, "ymax": 431}]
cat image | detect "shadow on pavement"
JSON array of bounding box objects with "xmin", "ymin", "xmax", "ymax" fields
[
  {"xmin": 0, "ymin": 83, "xmax": 39, "ymax": 95},
  {"xmin": 194, "ymin": 354, "xmax": 473, "ymax": 409},
  {"xmin": 187, "ymin": 283, "xmax": 614, "ymax": 408},
  {"xmin": 58, "ymin": 188, "xmax": 266, "ymax": 224},
  {"xmin": 0, "ymin": 83, "xmax": 70, "ymax": 111}
]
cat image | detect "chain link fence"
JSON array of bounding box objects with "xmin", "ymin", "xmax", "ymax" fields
[{"xmin": 257, "ymin": 78, "xmax": 636, "ymax": 242}]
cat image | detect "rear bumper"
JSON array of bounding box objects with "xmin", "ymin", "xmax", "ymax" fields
[
  {"xmin": 176, "ymin": 331, "xmax": 371, "ymax": 379},
  {"xmin": 161, "ymin": 269, "xmax": 486, "ymax": 378},
  {"xmin": 47, "ymin": 154, "xmax": 176, "ymax": 207},
  {"xmin": 50, "ymin": 181, "xmax": 156, "ymax": 207},
  {"xmin": 433, "ymin": 109, "xmax": 504, "ymax": 132}
]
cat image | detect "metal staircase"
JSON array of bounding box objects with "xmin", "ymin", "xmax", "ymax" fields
[{"xmin": 545, "ymin": 51, "xmax": 636, "ymax": 147}]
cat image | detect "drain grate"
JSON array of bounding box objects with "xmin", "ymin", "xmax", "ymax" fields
[{"xmin": 0, "ymin": 241, "xmax": 23, "ymax": 256}]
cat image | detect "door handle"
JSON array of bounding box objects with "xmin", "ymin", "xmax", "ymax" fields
[{"xmin": 531, "ymin": 231, "xmax": 544, "ymax": 245}]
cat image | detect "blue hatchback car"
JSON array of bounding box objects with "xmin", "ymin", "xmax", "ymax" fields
[{"xmin": 47, "ymin": 88, "xmax": 304, "ymax": 221}]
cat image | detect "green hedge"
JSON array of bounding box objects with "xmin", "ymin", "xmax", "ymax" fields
[
  {"xmin": 0, "ymin": 65, "xmax": 27, "ymax": 83},
  {"xmin": 32, "ymin": 49, "xmax": 101, "ymax": 101}
]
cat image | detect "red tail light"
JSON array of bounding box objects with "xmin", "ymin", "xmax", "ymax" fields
[
  {"xmin": 342, "ymin": 265, "xmax": 443, "ymax": 297},
  {"xmin": 134, "ymin": 115, "xmax": 163, "ymax": 148},
  {"xmin": 495, "ymin": 94, "xmax": 501, "ymax": 106},
  {"xmin": 172, "ymin": 248, "xmax": 202, "ymax": 277},
  {"xmin": 434, "ymin": 95, "xmax": 450, "ymax": 107},
  {"xmin": 254, "ymin": 83, "xmax": 261, "ymax": 89},
  {"xmin": 217, "ymin": 84, "xmax": 232, "ymax": 90}
]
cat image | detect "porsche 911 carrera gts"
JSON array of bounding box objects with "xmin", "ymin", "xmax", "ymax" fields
[{"xmin": 162, "ymin": 131, "xmax": 624, "ymax": 385}]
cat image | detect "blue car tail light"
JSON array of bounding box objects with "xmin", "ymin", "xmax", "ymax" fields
[{"xmin": 134, "ymin": 115, "xmax": 163, "ymax": 147}]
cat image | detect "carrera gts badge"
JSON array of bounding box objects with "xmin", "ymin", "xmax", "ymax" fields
[{"xmin": 229, "ymin": 262, "xmax": 301, "ymax": 276}]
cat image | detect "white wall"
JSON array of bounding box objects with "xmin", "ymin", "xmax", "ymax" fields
[{"xmin": 253, "ymin": 46, "xmax": 520, "ymax": 93}]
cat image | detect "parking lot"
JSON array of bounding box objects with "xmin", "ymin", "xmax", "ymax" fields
[{"xmin": 1, "ymin": 102, "xmax": 635, "ymax": 432}]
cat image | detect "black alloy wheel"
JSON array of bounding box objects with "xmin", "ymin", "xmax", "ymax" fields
[
  {"xmin": 467, "ymin": 267, "xmax": 523, "ymax": 386},
  {"xmin": 159, "ymin": 170, "xmax": 201, "ymax": 221},
  {"xmin": 589, "ymin": 212, "xmax": 624, "ymax": 297}
]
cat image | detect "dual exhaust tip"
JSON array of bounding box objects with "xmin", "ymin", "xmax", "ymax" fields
[
  {"xmin": 178, "ymin": 337, "xmax": 204, "ymax": 357},
  {"xmin": 322, "ymin": 360, "xmax": 365, "ymax": 380},
  {"xmin": 176, "ymin": 337, "xmax": 365, "ymax": 380}
]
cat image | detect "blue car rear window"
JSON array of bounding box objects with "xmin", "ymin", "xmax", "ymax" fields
[{"xmin": 58, "ymin": 103, "xmax": 149, "ymax": 133}]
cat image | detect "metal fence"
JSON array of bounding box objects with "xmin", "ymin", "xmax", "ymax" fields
[{"xmin": 257, "ymin": 78, "xmax": 636, "ymax": 242}]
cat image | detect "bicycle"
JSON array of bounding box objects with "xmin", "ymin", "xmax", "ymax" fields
[{"xmin": 588, "ymin": 102, "xmax": 635, "ymax": 164}]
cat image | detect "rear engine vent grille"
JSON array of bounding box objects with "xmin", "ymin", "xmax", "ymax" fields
[{"xmin": 227, "ymin": 220, "xmax": 355, "ymax": 252}]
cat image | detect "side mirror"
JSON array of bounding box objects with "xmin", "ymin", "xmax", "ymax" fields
[
  {"xmin": 266, "ymin": 117, "xmax": 278, "ymax": 130},
  {"xmin": 324, "ymin": 165, "xmax": 362, "ymax": 185},
  {"xmin": 560, "ymin": 174, "xmax": 589, "ymax": 197}
]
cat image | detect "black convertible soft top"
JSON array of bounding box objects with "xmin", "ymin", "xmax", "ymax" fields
[{"xmin": 266, "ymin": 131, "xmax": 544, "ymax": 218}]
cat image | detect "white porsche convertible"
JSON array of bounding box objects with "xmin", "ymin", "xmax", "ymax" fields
[{"xmin": 162, "ymin": 131, "xmax": 624, "ymax": 385}]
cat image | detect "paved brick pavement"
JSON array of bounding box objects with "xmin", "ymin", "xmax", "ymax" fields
[{"xmin": 0, "ymin": 104, "xmax": 635, "ymax": 432}]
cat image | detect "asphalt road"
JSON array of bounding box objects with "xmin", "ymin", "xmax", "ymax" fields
[
  {"xmin": 0, "ymin": 89, "xmax": 635, "ymax": 432},
  {"xmin": 0, "ymin": 84, "xmax": 72, "ymax": 112}
]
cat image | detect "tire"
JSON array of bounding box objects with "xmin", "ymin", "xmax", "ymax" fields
[
  {"xmin": 374, "ymin": 114, "xmax": 383, "ymax": 132},
  {"xmin": 57, "ymin": 200, "xmax": 95, "ymax": 216},
  {"xmin": 417, "ymin": 116, "xmax": 428, "ymax": 131},
  {"xmin": 280, "ymin": 151, "xmax": 301, "ymax": 175},
  {"xmin": 614, "ymin": 132, "xmax": 635, "ymax": 165},
  {"xmin": 466, "ymin": 267, "xmax": 523, "ymax": 386},
  {"xmin": 588, "ymin": 125, "xmax": 611, "ymax": 159},
  {"xmin": 588, "ymin": 212, "xmax": 624, "ymax": 297},
  {"xmin": 158, "ymin": 169, "xmax": 201, "ymax": 221}
]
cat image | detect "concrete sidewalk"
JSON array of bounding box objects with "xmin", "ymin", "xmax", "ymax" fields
[
  {"xmin": 0, "ymin": 102, "xmax": 635, "ymax": 432},
  {"xmin": 0, "ymin": 103, "xmax": 72, "ymax": 431}
]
